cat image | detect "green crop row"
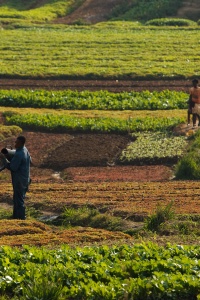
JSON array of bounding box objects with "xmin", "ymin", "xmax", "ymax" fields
[
  {"xmin": 0, "ymin": 25, "xmax": 200, "ymax": 79},
  {"xmin": 4, "ymin": 111, "xmax": 185, "ymax": 133},
  {"xmin": 0, "ymin": 89, "xmax": 189, "ymax": 110},
  {"xmin": 0, "ymin": 243, "xmax": 199, "ymax": 299},
  {"xmin": 119, "ymin": 132, "xmax": 187, "ymax": 164}
]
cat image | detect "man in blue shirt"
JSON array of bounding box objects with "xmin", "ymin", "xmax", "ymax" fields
[{"xmin": 6, "ymin": 136, "xmax": 31, "ymax": 220}]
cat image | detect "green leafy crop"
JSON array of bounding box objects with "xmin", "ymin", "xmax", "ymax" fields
[{"xmin": 0, "ymin": 243, "xmax": 199, "ymax": 299}]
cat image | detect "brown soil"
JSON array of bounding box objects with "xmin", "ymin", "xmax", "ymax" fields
[
  {"xmin": 0, "ymin": 130, "xmax": 174, "ymax": 183},
  {"xmin": 0, "ymin": 78, "xmax": 191, "ymax": 92},
  {"xmin": 54, "ymin": 0, "xmax": 131, "ymax": 24}
]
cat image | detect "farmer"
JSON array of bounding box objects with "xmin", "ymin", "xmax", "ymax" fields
[
  {"xmin": 187, "ymin": 95, "xmax": 195, "ymax": 125},
  {"xmin": 187, "ymin": 93, "xmax": 194, "ymax": 126},
  {"xmin": 0, "ymin": 136, "xmax": 31, "ymax": 219},
  {"xmin": 189, "ymin": 79, "xmax": 200, "ymax": 128}
]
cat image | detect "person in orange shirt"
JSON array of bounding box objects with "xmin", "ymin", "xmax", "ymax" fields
[{"xmin": 190, "ymin": 79, "xmax": 200, "ymax": 128}]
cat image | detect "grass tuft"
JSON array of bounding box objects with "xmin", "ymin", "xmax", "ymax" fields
[
  {"xmin": 145, "ymin": 201, "xmax": 175, "ymax": 232},
  {"xmin": 56, "ymin": 206, "xmax": 126, "ymax": 232}
]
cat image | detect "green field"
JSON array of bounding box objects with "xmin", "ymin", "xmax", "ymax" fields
[
  {"xmin": 0, "ymin": 1, "xmax": 200, "ymax": 299},
  {"xmin": 0, "ymin": 243, "xmax": 199, "ymax": 300},
  {"xmin": 0, "ymin": 24, "xmax": 200, "ymax": 79}
]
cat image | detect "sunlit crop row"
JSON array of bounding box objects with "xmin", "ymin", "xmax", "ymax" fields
[
  {"xmin": 0, "ymin": 242, "xmax": 199, "ymax": 299},
  {"xmin": 0, "ymin": 26, "xmax": 200, "ymax": 79}
]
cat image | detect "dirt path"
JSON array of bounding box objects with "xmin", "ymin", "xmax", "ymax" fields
[{"xmin": 0, "ymin": 78, "xmax": 191, "ymax": 92}]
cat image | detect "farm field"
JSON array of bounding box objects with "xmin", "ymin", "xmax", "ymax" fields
[
  {"xmin": 0, "ymin": 76, "xmax": 199, "ymax": 243},
  {"xmin": 1, "ymin": 90, "xmax": 200, "ymax": 299},
  {"xmin": 0, "ymin": 3, "xmax": 200, "ymax": 294},
  {"xmin": 0, "ymin": 25, "xmax": 200, "ymax": 79},
  {"xmin": 0, "ymin": 119, "xmax": 200, "ymax": 248},
  {"xmin": 1, "ymin": 23, "xmax": 199, "ymax": 246},
  {"xmin": 0, "ymin": 129, "xmax": 199, "ymax": 300}
]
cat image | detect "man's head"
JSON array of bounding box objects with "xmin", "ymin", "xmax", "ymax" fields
[
  {"xmin": 15, "ymin": 136, "xmax": 26, "ymax": 149},
  {"xmin": 192, "ymin": 79, "xmax": 198, "ymax": 87}
]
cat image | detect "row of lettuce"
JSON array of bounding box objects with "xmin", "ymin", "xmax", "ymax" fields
[
  {"xmin": 0, "ymin": 89, "xmax": 188, "ymax": 110},
  {"xmin": 0, "ymin": 243, "xmax": 199, "ymax": 300},
  {"xmin": 3, "ymin": 111, "xmax": 184, "ymax": 133}
]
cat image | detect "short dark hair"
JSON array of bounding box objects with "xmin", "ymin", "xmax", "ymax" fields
[
  {"xmin": 17, "ymin": 135, "xmax": 26, "ymax": 145},
  {"xmin": 192, "ymin": 79, "xmax": 198, "ymax": 84}
]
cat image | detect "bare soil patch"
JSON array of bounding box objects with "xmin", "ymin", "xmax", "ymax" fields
[
  {"xmin": 54, "ymin": 0, "xmax": 129, "ymax": 24},
  {"xmin": 0, "ymin": 78, "xmax": 191, "ymax": 92},
  {"xmin": 66, "ymin": 165, "xmax": 173, "ymax": 182},
  {"xmin": 0, "ymin": 131, "xmax": 174, "ymax": 183}
]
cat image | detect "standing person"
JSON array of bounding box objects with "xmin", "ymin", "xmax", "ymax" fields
[
  {"xmin": 187, "ymin": 93, "xmax": 194, "ymax": 126},
  {"xmin": 190, "ymin": 79, "xmax": 200, "ymax": 128},
  {"xmin": 4, "ymin": 136, "xmax": 31, "ymax": 220}
]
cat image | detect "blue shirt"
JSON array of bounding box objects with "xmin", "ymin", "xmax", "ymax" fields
[{"xmin": 7, "ymin": 146, "xmax": 31, "ymax": 188}]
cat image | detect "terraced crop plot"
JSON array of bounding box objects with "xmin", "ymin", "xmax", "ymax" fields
[
  {"xmin": 0, "ymin": 85, "xmax": 199, "ymax": 248},
  {"xmin": 1, "ymin": 180, "xmax": 200, "ymax": 217}
]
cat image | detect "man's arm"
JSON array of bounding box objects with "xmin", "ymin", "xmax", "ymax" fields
[
  {"xmin": 0, "ymin": 153, "xmax": 7, "ymax": 171},
  {"xmin": 7, "ymin": 152, "xmax": 22, "ymax": 172}
]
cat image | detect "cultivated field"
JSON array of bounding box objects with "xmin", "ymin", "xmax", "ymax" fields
[
  {"xmin": 0, "ymin": 24, "xmax": 200, "ymax": 79},
  {"xmin": 0, "ymin": 2, "xmax": 200, "ymax": 296}
]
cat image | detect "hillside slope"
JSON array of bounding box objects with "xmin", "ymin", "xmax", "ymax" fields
[
  {"xmin": 176, "ymin": 0, "xmax": 200, "ymax": 20},
  {"xmin": 0, "ymin": 0, "xmax": 199, "ymax": 24},
  {"xmin": 0, "ymin": 0, "xmax": 48, "ymax": 9},
  {"xmin": 54, "ymin": 0, "xmax": 125, "ymax": 24}
]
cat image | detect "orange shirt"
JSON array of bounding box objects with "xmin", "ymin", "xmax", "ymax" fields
[{"xmin": 190, "ymin": 87, "xmax": 200, "ymax": 104}]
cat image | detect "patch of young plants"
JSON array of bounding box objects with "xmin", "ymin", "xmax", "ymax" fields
[
  {"xmin": 3, "ymin": 111, "xmax": 185, "ymax": 133},
  {"xmin": 119, "ymin": 131, "xmax": 188, "ymax": 165}
]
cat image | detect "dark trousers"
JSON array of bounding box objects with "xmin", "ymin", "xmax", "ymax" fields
[
  {"xmin": 192, "ymin": 113, "xmax": 200, "ymax": 126},
  {"xmin": 12, "ymin": 182, "xmax": 27, "ymax": 220}
]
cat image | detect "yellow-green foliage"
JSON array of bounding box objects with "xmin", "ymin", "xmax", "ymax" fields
[
  {"xmin": 0, "ymin": 0, "xmax": 84, "ymax": 23},
  {"xmin": 0, "ymin": 125, "xmax": 22, "ymax": 140},
  {"xmin": 0, "ymin": 26, "xmax": 199, "ymax": 79},
  {"xmin": 176, "ymin": 130, "xmax": 200, "ymax": 180}
]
